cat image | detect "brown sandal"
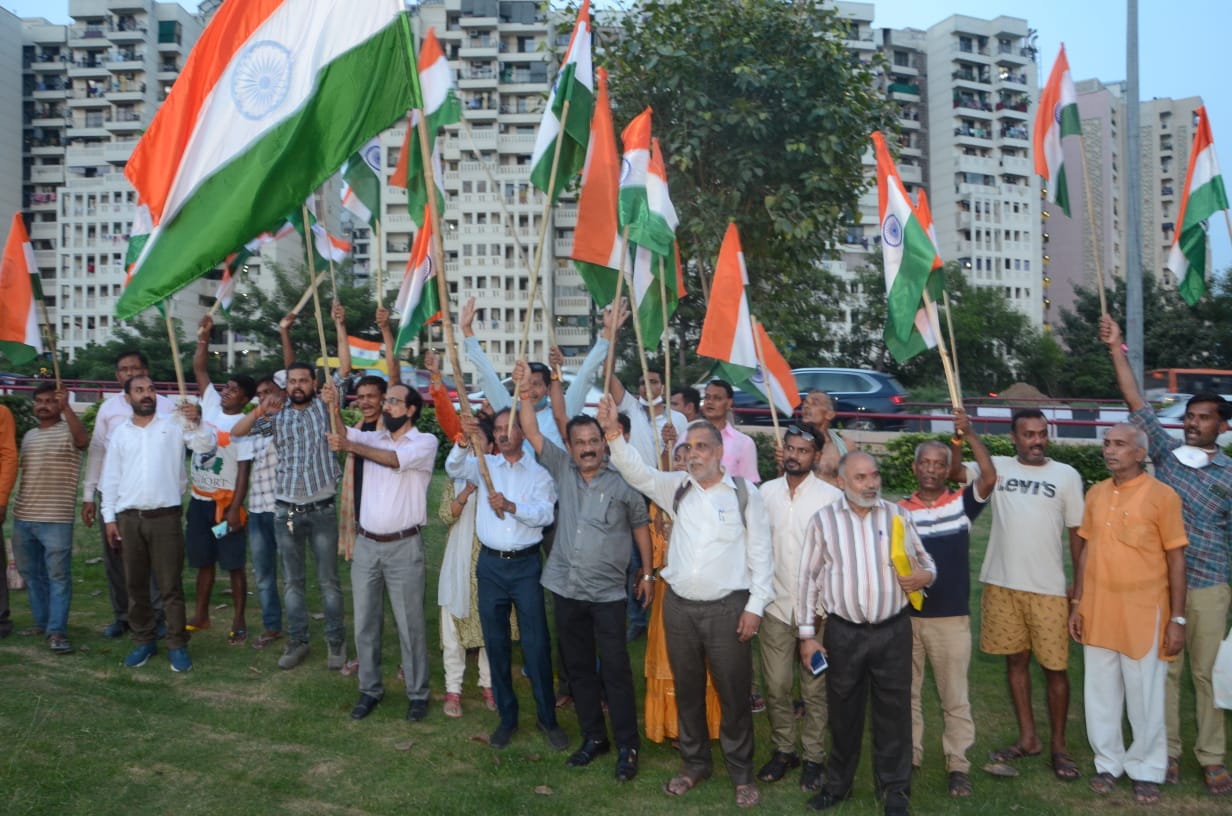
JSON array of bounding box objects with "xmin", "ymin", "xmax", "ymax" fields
[
  {"xmin": 663, "ymin": 772, "xmax": 706, "ymax": 797},
  {"xmin": 1132, "ymin": 779, "xmax": 1160, "ymax": 805},
  {"xmin": 1204, "ymin": 764, "xmax": 1232, "ymax": 796},
  {"xmin": 735, "ymin": 783, "xmax": 760, "ymax": 808},
  {"xmin": 1165, "ymin": 756, "xmax": 1180, "ymax": 785}
]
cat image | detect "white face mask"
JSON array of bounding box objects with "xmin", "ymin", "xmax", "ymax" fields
[{"xmin": 1173, "ymin": 445, "xmax": 1213, "ymax": 469}]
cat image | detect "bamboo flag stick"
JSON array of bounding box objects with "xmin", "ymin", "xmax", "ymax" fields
[
  {"xmin": 626, "ymin": 261, "xmax": 654, "ymax": 446},
  {"xmin": 750, "ymin": 315, "xmax": 782, "ymax": 449},
  {"xmin": 510, "ymin": 99, "xmax": 573, "ymax": 428},
  {"xmin": 400, "ymin": 15, "xmax": 496, "ymax": 498},
  {"xmin": 1076, "ymin": 140, "xmax": 1108, "ymax": 316},
  {"xmin": 302, "ymin": 204, "xmax": 338, "ymax": 435},
  {"xmin": 658, "ymin": 254, "xmax": 672, "ymax": 413},
  {"xmin": 162, "ymin": 300, "xmax": 187, "ymax": 401},
  {"xmin": 35, "ymin": 291, "xmax": 61, "ymax": 388},
  {"xmin": 921, "ymin": 289, "xmax": 961, "ymax": 411},
  {"xmin": 373, "ymin": 219, "xmax": 385, "ymax": 309},
  {"xmin": 602, "ymin": 227, "xmax": 632, "ymax": 398},
  {"xmin": 290, "ymin": 271, "xmax": 329, "ymax": 315},
  {"xmin": 941, "ymin": 289, "xmax": 962, "ymax": 396},
  {"xmin": 204, "ymin": 265, "xmax": 239, "ymax": 321}
]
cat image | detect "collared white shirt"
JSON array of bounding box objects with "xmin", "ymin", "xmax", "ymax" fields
[
  {"xmin": 607, "ymin": 435, "xmax": 774, "ymax": 616},
  {"xmin": 346, "ymin": 426, "xmax": 438, "ymax": 535},
  {"xmin": 719, "ymin": 423, "xmax": 762, "ymax": 484},
  {"xmin": 445, "ymin": 444, "xmax": 556, "ymax": 550},
  {"xmin": 99, "ymin": 413, "xmax": 214, "ymax": 523},
  {"xmin": 760, "ymin": 472, "xmax": 843, "ymax": 625},
  {"xmin": 83, "ymin": 390, "xmax": 177, "ymax": 496}
]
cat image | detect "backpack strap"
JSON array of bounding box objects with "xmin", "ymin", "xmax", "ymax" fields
[{"xmin": 672, "ymin": 476, "xmax": 749, "ymax": 529}]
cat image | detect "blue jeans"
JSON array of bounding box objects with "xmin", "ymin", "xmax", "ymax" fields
[
  {"xmin": 274, "ymin": 501, "xmax": 344, "ymax": 645},
  {"xmin": 12, "ymin": 520, "xmax": 74, "ymax": 636},
  {"xmin": 247, "ymin": 511, "xmax": 283, "ymax": 633}
]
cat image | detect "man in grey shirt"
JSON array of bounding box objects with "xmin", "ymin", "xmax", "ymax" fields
[{"xmin": 515, "ymin": 360, "xmax": 653, "ymax": 782}]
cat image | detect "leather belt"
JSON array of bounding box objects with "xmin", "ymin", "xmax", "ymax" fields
[
  {"xmin": 118, "ymin": 506, "xmax": 180, "ymax": 519},
  {"xmin": 276, "ymin": 498, "xmax": 335, "ymax": 514},
  {"xmin": 481, "ymin": 544, "xmax": 540, "ymax": 560},
  {"xmin": 358, "ymin": 525, "xmax": 421, "ymax": 543}
]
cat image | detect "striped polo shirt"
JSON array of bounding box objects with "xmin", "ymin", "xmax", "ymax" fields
[{"xmin": 14, "ymin": 422, "xmax": 82, "ymax": 523}]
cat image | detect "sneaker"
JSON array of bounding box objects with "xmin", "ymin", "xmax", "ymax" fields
[
  {"xmin": 168, "ymin": 647, "xmax": 193, "ymax": 673},
  {"xmin": 750, "ymin": 690, "xmax": 767, "ymax": 713},
  {"xmin": 124, "ymin": 642, "xmax": 158, "ymax": 668},
  {"xmin": 48, "ymin": 633, "xmax": 74, "ymax": 654},
  {"xmin": 443, "ymin": 693, "xmax": 463, "ymax": 718},
  {"xmin": 481, "ymin": 687, "xmax": 497, "ymax": 711},
  {"xmin": 278, "ymin": 640, "xmax": 310, "ymax": 670},
  {"xmin": 326, "ymin": 640, "xmax": 347, "ymax": 671},
  {"xmin": 102, "ymin": 620, "xmax": 129, "ymax": 639}
]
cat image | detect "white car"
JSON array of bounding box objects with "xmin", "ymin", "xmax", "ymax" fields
[{"xmin": 1156, "ymin": 395, "xmax": 1232, "ymax": 448}]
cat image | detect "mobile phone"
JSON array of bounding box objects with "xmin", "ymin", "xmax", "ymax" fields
[
  {"xmin": 809, "ymin": 649, "xmax": 828, "ymax": 676},
  {"xmin": 211, "ymin": 520, "xmax": 230, "ymax": 539}
]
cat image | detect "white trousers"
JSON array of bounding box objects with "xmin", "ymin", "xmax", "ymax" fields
[
  {"xmin": 1083, "ymin": 619, "xmax": 1168, "ymax": 783},
  {"xmin": 440, "ymin": 608, "xmax": 491, "ymax": 694}
]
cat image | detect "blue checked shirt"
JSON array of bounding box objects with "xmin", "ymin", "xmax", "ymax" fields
[
  {"xmin": 250, "ymin": 396, "xmax": 341, "ymax": 503},
  {"xmin": 1131, "ymin": 406, "xmax": 1232, "ymax": 588}
]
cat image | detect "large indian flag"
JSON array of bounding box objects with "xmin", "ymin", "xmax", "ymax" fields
[
  {"xmin": 530, "ymin": 0, "xmax": 593, "ymax": 203},
  {"xmin": 118, "ymin": 0, "xmax": 416, "ymax": 319},
  {"xmin": 1033, "ymin": 44, "xmax": 1082, "ymax": 217},
  {"xmin": 1167, "ymin": 106, "xmax": 1229, "ymax": 305},
  {"xmin": 0, "ymin": 213, "xmax": 43, "ymax": 365},
  {"xmin": 871, "ymin": 131, "xmax": 942, "ymax": 364},
  {"xmin": 394, "ymin": 212, "xmax": 441, "ymax": 350}
]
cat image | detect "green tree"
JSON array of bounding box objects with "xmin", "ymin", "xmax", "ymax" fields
[{"xmin": 598, "ymin": 0, "xmax": 896, "ymax": 368}]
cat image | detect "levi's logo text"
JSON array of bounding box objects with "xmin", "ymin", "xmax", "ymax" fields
[{"xmin": 997, "ymin": 477, "xmax": 1057, "ymax": 498}]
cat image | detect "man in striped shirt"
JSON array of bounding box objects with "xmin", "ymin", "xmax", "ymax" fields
[
  {"xmin": 898, "ymin": 410, "xmax": 996, "ymax": 798},
  {"xmin": 797, "ymin": 451, "xmax": 936, "ymax": 816}
]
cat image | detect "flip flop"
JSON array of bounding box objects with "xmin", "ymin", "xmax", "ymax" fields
[
  {"xmin": 1089, "ymin": 772, "xmax": 1117, "ymax": 795},
  {"xmin": 982, "ymin": 761, "xmax": 1020, "ymax": 778},
  {"xmin": 663, "ymin": 773, "xmax": 706, "ymax": 797},
  {"xmin": 1165, "ymin": 756, "xmax": 1180, "ymax": 785},
  {"xmin": 1132, "ymin": 779, "xmax": 1160, "ymax": 805},
  {"xmin": 251, "ymin": 631, "xmax": 282, "ymax": 649},
  {"xmin": 227, "ymin": 628, "xmax": 248, "ymax": 645},
  {"xmin": 1203, "ymin": 764, "xmax": 1232, "ymax": 796},
  {"xmin": 186, "ymin": 620, "xmax": 210, "ymax": 632},
  {"xmin": 1052, "ymin": 752, "xmax": 1081, "ymax": 782},
  {"xmin": 988, "ymin": 744, "xmax": 1042, "ymax": 763},
  {"xmin": 735, "ymin": 783, "xmax": 760, "ymax": 808}
]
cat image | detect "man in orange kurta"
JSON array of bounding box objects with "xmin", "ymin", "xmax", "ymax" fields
[{"xmin": 1069, "ymin": 424, "xmax": 1188, "ymax": 805}]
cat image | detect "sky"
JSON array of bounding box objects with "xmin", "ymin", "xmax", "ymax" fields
[{"xmin": 6, "ymin": 0, "xmax": 1229, "ymax": 273}]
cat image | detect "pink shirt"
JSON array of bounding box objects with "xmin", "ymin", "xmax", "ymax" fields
[{"xmin": 720, "ymin": 423, "xmax": 761, "ymax": 484}]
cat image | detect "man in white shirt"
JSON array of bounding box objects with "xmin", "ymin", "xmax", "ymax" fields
[
  {"xmin": 325, "ymin": 380, "xmax": 438, "ymax": 723},
  {"xmin": 81, "ymin": 350, "xmax": 175, "ymax": 639},
  {"xmin": 599, "ymin": 396, "xmax": 774, "ymax": 809},
  {"xmin": 445, "ymin": 407, "xmax": 563, "ymax": 752},
  {"xmin": 702, "ymin": 379, "xmax": 761, "ymax": 484},
  {"xmin": 756, "ymin": 423, "xmax": 842, "ymax": 791},
  {"xmin": 100, "ymin": 376, "xmax": 213, "ymax": 673}
]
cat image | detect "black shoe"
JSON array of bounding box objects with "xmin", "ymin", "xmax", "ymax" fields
[
  {"xmin": 758, "ymin": 751, "xmax": 801, "ymax": 783},
  {"xmin": 490, "ymin": 725, "xmax": 517, "ymax": 750},
  {"xmin": 350, "ymin": 694, "xmax": 381, "ymax": 720},
  {"xmin": 806, "ymin": 790, "xmax": 851, "ymax": 811},
  {"xmin": 539, "ymin": 722, "xmax": 569, "ymax": 751},
  {"xmin": 566, "ymin": 737, "xmax": 612, "ymax": 767},
  {"xmin": 406, "ymin": 699, "xmax": 428, "ymax": 722},
  {"xmin": 801, "ymin": 760, "xmax": 827, "ymax": 792},
  {"xmin": 615, "ymin": 747, "xmax": 639, "ymax": 782}
]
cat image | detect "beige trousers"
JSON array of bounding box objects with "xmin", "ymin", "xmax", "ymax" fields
[
  {"xmin": 1165, "ymin": 582, "xmax": 1231, "ymax": 766},
  {"xmin": 911, "ymin": 615, "xmax": 975, "ymax": 773}
]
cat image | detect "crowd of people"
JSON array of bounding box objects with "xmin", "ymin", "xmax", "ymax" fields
[{"xmin": 0, "ymin": 307, "xmax": 1229, "ymax": 812}]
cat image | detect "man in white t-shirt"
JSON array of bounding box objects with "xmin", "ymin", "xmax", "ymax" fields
[{"xmin": 954, "ymin": 408, "xmax": 1085, "ymax": 781}]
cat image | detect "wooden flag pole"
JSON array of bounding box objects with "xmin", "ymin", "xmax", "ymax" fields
[
  {"xmin": 302, "ymin": 204, "xmax": 338, "ymax": 435},
  {"xmin": 658, "ymin": 254, "xmax": 672, "ymax": 413},
  {"xmin": 921, "ymin": 289, "xmax": 961, "ymax": 411},
  {"xmin": 1076, "ymin": 142, "xmax": 1108, "ymax": 316},
  {"xmin": 750, "ymin": 314, "xmax": 782, "ymax": 449},
  {"xmin": 1224, "ymin": 210, "xmax": 1232, "ymax": 248},
  {"xmin": 625, "ymin": 262, "xmax": 654, "ymax": 434},
  {"xmin": 602, "ymin": 227, "xmax": 631, "ymax": 398},
  {"xmin": 941, "ymin": 289, "xmax": 962, "ymax": 397},
  {"xmin": 510, "ymin": 98, "xmax": 573, "ymax": 430},
  {"xmin": 204, "ymin": 265, "xmax": 241, "ymax": 321},
  {"xmin": 35, "ymin": 292, "xmax": 61, "ymax": 388},
  {"xmin": 373, "ymin": 219, "xmax": 385, "ymax": 309},
  {"xmin": 162, "ymin": 300, "xmax": 187, "ymax": 401},
  {"xmin": 402, "ymin": 21, "xmax": 496, "ymax": 498},
  {"xmin": 291, "ymin": 271, "xmax": 329, "ymax": 315}
]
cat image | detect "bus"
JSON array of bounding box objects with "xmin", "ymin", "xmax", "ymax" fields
[{"xmin": 1144, "ymin": 368, "xmax": 1232, "ymax": 400}]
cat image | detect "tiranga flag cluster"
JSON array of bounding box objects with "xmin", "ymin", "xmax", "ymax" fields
[
  {"xmin": 394, "ymin": 212, "xmax": 441, "ymax": 350},
  {"xmin": 871, "ymin": 131, "xmax": 943, "ymax": 364},
  {"xmin": 626, "ymin": 138, "xmax": 682, "ymax": 343},
  {"xmin": 341, "ymin": 137, "xmax": 383, "ymax": 228},
  {"xmin": 393, "ymin": 27, "xmax": 460, "ymax": 227},
  {"xmin": 570, "ymin": 66, "xmax": 622, "ymax": 306},
  {"xmin": 0, "ymin": 213, "xmax": 44, "ymax": 365},
  {"xmin": 287, "ymin": 205, "xmax": 350, "ymax": 272},
  {"xmin": 530, "ymin": 0, "xmax": 594, "ymax": 203},
  {"xmin": 117, "ymin": 0, "xmax": 415, "ymax": 319},
  {"xmin": 1166, "ymin": 106, "xmax": 1229, "ymax": 305},
  {"xmin": 1034, "ymin": 44, "xmax": 1082, "ymax": 217},
  {"xmin": 697, "ymin": 223, "xmax": 798, "ymax": 416},
  {"xmin": 348, "ymin": 336, "xmax": 382, "ymax": 368}
]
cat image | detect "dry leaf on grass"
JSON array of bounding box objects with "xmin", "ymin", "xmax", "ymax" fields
[
  {"xmin": 394, "ymin": 741, "xmax": 414, "ymax": 752},
  {"xmin": 533, "ymin": 786, "xmax": 553, "ymax": 796}
]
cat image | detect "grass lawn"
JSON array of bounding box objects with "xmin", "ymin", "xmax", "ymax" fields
[{"xmin": 1, "ymin": 478, "xmax": 1228, "ymax": 815}]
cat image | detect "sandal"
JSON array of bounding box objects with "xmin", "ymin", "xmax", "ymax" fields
[
  {"xmin": 1203, "ymin": 764, "xmax": 1232, "ymax": 796},
  {"xmin": 1089, "ymin": 772, "xmax": 1118, "ymax": 795},
  {"xmin": 734, "ymin": 783, "xmax": 760, "ymax": 808},
  {"xmin": 227, "ymin": 628, "xmax": 248, "ymax": 645},
  {"xmin": 1131, "ymin": 779, "xmax": 1160, "ymax": 805},
  {"xmin": 948, "ymin": 771, "xmax": 973, "ymax": 797},
  {"xmin": 251, "ymin": 630, "xmax": 282, "ymax": 649},
  {"xmin": 185, "ymin": 619, "xmax": 210, "ymax": 632},
  {"xmin": 988, "ymin": 743, "xmax": 1041, "ymax": 763},
  {"xmin": 662, "ymin": 772, "xmax": 706, "ymax": 797},
  {"xmin": 1165, "ymin": 755, "xmax": 1180, "ymax": 785},
  {"xmin": 1052, "ymin": 752, "xmax": 1080, "ymax": 782}
]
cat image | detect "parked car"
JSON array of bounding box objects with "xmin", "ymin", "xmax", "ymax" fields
[
  {"xmin": 729, "ymin": 367, "xmax": 908, "ymax": 430},
  {"xmin": 1156, "ymin": 394, "xmax": 1232, "ymax": 448}
]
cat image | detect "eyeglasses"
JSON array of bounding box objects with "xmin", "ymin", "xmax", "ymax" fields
[{"xmin": 786, "ymin": 424, "xmax": 817, "ymax": 444}]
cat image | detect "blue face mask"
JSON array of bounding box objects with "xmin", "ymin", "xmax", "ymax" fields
[{"xmin": 533, "ymin": 396, "xmax": 549, "ymax": 412}]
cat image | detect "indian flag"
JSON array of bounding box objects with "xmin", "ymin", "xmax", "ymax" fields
[
  {"xmin": 393, "ymin": 27, "xmax": 460, "ymax": 226},
  {"xmin": 394, "ymin": 212, "xmax": 441, "ymax": 350},
  {"xmin": 1033, "ymin": 44, "xmax": 1082, "ymax": 217},
  {"xmin": 1167, "ymin": 106, "xmax": 1229, "ymax": 305},
  {"xmin": 530, "ymin": 0, "xmax": 593, "ymax": 203},
  {"xmin": 117, "ymin": 0, "xmax": 416, "ymax": 319},
  {"xmin": 341, "ymin": 137, "xmax": 383, "ymax": 228},
  {"xmin": 626, "ymin": 138, "xmax": 681, "ymax": 343},
  {"xmin": 123, "ymin": 204, "xmax": 154, "ymax": 287},
  {"xmin": 348, "ymin": 336, "xmax": 382, "ymax": 367},
  {"xmin": 697, "ymin": 223, "xmax": 798, "ymax": 416},
  {"xmin": 618, "ymin": 108, "xmax": 652, "ymax": 240},
  {"xmin": 0, "ymin": 213, "xmax": 43, "ymax": 365},
  {"xmin": 571, "ymin": 66, "xmax": 622, "ymax": 306},
  {"xmin": 906, "ymin": 189, "xmax": 941, "ymax": 354},
  {"xmin": 213, "ymin": 268, "xmax": 237, "ymax": 316},
  {"xmin": 311, "ymin": 222, "xmax": 352, "ymax": 264},
  {"xmin": 872, "ymin": 131, "xmax": 943, "ymax": 364}
]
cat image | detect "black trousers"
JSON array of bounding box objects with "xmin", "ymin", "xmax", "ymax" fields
[
  {"xmin": 823, "ymin": 611, "xmax": 913, "ymax": 809},
  {"xmin": 553, "ymin": 593, "xmax": 640, "ymax": 749}
]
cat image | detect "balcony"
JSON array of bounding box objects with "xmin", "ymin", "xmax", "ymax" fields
[
  {"xmin": 1001, "ymin": 155, "xmax": 1032, "ymax": 176},
  {"xmin": 998, "ymin": 125, "xmax": 1030, "ymax": 145},
  {"xmin": 30, "ymin": 221, "xmax": 58, "ymax": 241},
  {"xmin": 555, "ymin": 204, "xmax": 577, "ymax": 227},
  {"xmin": 30, "ymin": 192, "xmax": 58, "ymax": 211},
  {"xmin": 951, "ymin": 70, "xmax": 990, "ymax": 86},
  {"xmin": 32, "ymin": 84, "xmax": 69, "ymax": 100},
  {"xmin": 998, "ymin": 71, "xmax": 1029, "ymax": 86},
  {"xmin": 66, "ymin": 144, "xmax": 107, "ymax": 165},
  {"xmin": 109, "ymin": 0, "xmax": 151, "ymax": 15},
  {"xmin": 497, "ymin": 132, "xmax": 537, "ymax": 151},
  {"xmin": 887, "ymin": 82, "xmax": 920, "ymax": 99},
  {"xmin": 69, "ymin": 27, "xmax": 109, "ymax": 49},
  {"xmin": 953, "ymin": 125, "xmax": 992, "ymax": 143},
  {"xmin": 108, "ymin": 54, "xmax": 146, "ymax": 72},
  {"xmin": 31, "ymin": 165, "xmax": 65, "ymax": 184}
]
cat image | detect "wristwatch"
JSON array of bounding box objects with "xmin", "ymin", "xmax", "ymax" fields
[{"xmin": 1170, "ymin": 616, "xmax": 1187, "ymax": 626}]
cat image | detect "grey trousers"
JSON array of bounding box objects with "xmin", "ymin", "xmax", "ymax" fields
[{"xmin": 352, "ymin": 531, "xmax": 429, "ymax": 702}]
